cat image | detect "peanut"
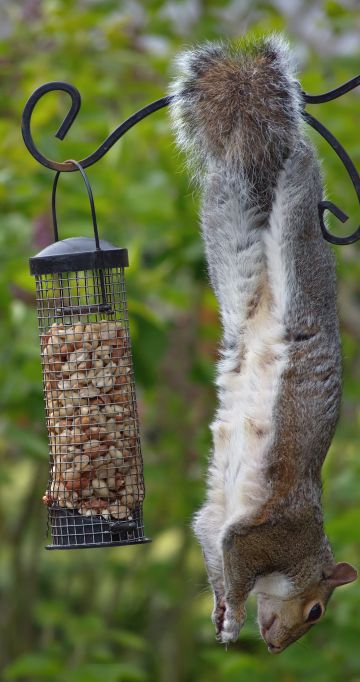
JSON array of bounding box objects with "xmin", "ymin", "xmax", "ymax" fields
[
  {"xmin": 80, "ymin": 487, "xmax": 93, "ymax": 498},
  {"xmin": 121, "ymin": 494, "xmax": 134, "ymax": 508},
  {"xmin": 43, "ymin": 320, "xmax": 144, "ymax": 521},
  {"xmin": 73, "ymin": 453, "xmax": 91, "ymax": 471},
  {"xmin": 62, "ymin": 468, "xmax": 81, "ymax": 482},
  {"xmin": 79, "ymin": 386, "xmax": 100, "ymax": 399},
  {"xmin": 65, "ymin": 478, "xmax": 81, "ymax": 491},
  {"xmin": 92, "ymin": 478, "xmax": 109, "ymax": 498},
  {"xmin": 109, "ymin": 502, "xmax": 130, "ymax": 520}
]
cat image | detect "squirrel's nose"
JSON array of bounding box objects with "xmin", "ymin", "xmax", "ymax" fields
[
  {"xmin": 267, "ymin": 642, "xmax": 282, "ymax": 654},
  {"xmin": 260, "ymin": 614, "xmax": 277, "ymax": 639}
]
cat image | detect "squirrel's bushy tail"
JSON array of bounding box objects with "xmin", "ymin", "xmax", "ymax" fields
[
  {"xmin": 169, "ymin": 35, "xmax": 303, "ymax": 202},
  {"xmin": 169, "ymin": 35, "xmax": 307, "ymax": 367}
]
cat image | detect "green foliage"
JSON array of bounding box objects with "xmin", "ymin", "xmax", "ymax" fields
[{"xmin": 0, "ymin": 1, "xmax": 359, "ymax": 681}]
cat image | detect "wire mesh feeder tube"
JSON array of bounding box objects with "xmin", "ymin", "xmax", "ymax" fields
[
  {"xmin": 32, "ymin": 259, "xmax": 149, "ymax": 549},
  {"xmin": 29, "ymin": 162, "xmax": 150, "ymax": 549}
]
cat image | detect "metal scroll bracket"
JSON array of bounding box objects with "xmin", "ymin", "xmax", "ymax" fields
[{"xmin": 21, "ymin": 75, "xmax": 360, "ymax": 246}]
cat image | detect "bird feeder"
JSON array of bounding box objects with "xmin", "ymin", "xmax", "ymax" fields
[
  {"xmin": 22, "ymin": 76, "xmax": 360, "ymax": 549},
  {"xmin": 29, "ymin": 161, "xmax": 148, "ymax": 549}
]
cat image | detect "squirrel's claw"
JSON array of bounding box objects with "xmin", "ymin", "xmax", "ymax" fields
[
  {"xmin": 216, "ymin": 604, "xmax": 246, "ymax": 644},
  {"xmin": 212, "ymin": 596, "xmax": 226, "ymax": 637}
]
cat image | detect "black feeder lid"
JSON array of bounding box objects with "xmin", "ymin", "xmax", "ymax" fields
[{"xmin": 29, "ymin": 237, "xmax": 129, "ymax": 276}]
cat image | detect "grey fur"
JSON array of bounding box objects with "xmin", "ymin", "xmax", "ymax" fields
[{"xmin": 169, "ymin": 34, "xmax": 356, "ymax": 652}]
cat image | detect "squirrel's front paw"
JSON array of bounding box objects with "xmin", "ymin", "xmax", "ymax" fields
[
  {"xmin": 217, "ymin": 604, "xmax": 246, "ymax": 644},
  {"xmin": 212, "ymin": 595, "xmax": 226, "ymax": 637}
]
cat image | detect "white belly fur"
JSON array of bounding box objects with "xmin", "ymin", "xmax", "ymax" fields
[
  {"xmin": 210, "ymin": 185, "xmax": 290, "ymax": 530},
  {"xmin": 212, "ymin": 303, "xmax": 288, "ymax": 525}
]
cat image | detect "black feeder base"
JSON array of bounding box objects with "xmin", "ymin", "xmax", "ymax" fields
[{"xmin": 46, "ymin": 506, "xmax": 151, "ymax": 550}]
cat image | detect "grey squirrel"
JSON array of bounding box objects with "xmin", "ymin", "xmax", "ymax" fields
[{"xmin": 169, "ymin": 35, "xmax": 357, "ymax": 653}]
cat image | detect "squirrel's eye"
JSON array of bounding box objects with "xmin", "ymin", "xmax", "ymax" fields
[{"xmin": 306, "ymin": 603, "xmax": 323, "ymax": 623}]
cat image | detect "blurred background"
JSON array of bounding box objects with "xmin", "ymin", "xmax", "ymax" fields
[{"xmin": 0, "ymin": 1, "xmax": 359, "ymax": 681}]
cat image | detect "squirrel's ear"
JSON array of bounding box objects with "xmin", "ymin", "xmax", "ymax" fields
[{"xmin": 325, "ymin": 562, "xmax": 358, "ymax": 587}]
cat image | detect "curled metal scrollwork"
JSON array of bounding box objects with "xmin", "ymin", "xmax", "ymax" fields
[{"xmin": 21, "ymin": 75, "xmax": 360, "ymax": 245}]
